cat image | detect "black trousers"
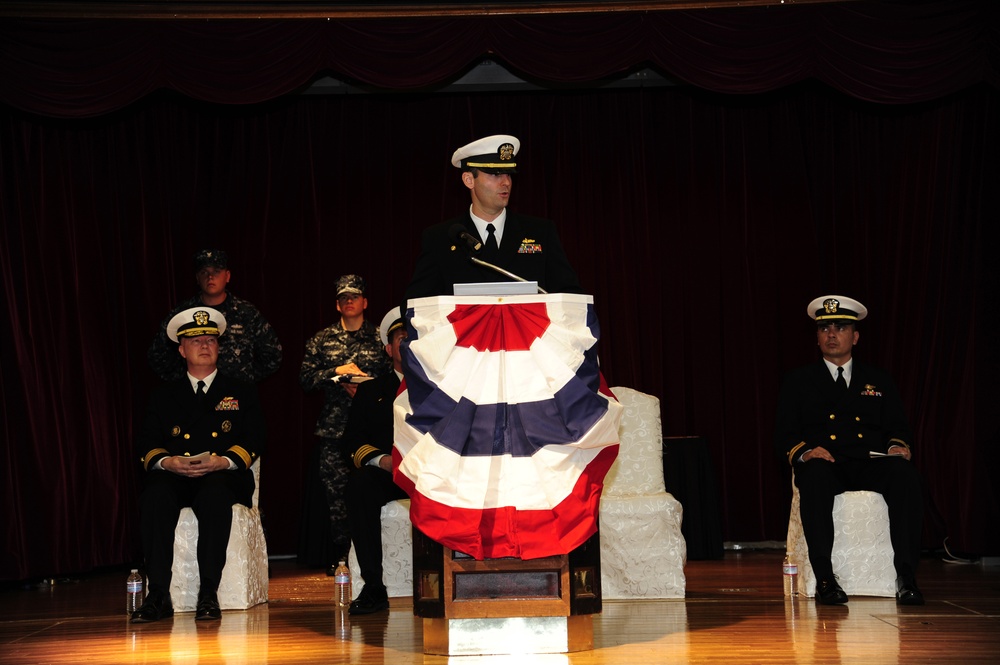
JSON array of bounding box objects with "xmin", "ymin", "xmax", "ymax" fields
[
  {"xmin": 794, "ymin": 456, "xmax": 922, "ymax": 581},
  {"xmin": 346, "ymin": 464, "xmax": 408, "ymax": 591},
  {"xmin": 139, "ymin": 469, "xmax": 253, "ymax": 596}
]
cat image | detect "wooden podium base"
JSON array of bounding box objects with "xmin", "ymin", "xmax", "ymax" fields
[
  {"xmin": 423, "ymin": 614, "xmax": 593, "ymax": 656},
  {"xmin": 412, "ymin": 529, "xmax": 601, "ymax": 655}
]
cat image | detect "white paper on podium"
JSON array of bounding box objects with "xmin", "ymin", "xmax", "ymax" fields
[{"xmin": 453, "ymin": 281, "xmax": 539, "ymax": 296}]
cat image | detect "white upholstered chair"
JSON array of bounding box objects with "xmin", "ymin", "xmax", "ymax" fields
[
  {"xmin": 600, "ymin": 386, "xmax": 686, "ymax": 599},
  {"xmin": 349, "ymin": 386, "xmax": 687, "ymax": 600},
  {"xmin": 347, "ymin": 498, "xmax": 413, "ymax": 599},
  {"xmin": 786, "ymin": 476, "xmax": 896, "ymax": 598},
  {"xmin": 169, "ymin": 459, "xmax": 269, "ymax": 611}
]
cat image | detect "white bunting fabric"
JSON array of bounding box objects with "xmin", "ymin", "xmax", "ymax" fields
[{"xmin": 393, "ymin": 293, "xmax": 621, "ymax": 560}]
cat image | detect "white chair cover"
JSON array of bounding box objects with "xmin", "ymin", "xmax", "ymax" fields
[
  {"xmin": 787, "ymin": 477, "xmax": 896, "ymax": 598},
  {"xmin": 170, "ymin": 459, "xmax": 269, "ymax": 611}
]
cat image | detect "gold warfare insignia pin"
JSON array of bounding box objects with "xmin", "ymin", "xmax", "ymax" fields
[
  {"xmin": 498, "ymin": 143, "xmax": 514, "ymax": 161},
  {"xmin": 221, "ymin": 420, "xmax": 232, "ymax": 432},
  {"xmin": 823, "ymin": 298, "xmax": 840, "ymax": 314},
  {"xmin": 171, "ymin": 426, "xmax": 181, "ymax": 437},
  {"xmin": 194, "ymin": 310, "xmax": 210, "ymax": 326}
]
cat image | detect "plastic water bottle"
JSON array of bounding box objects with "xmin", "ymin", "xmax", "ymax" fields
[
  {"xmin": 783, "ymin": 554, "xmax": 798, "ymax": 597},
  {"xmin": 126, "ymin": 569, "xmax": 144, "ymax": 614},
  {"xmin": 333, "ymin": 560, "xmax": 352, "ymax": 608}
]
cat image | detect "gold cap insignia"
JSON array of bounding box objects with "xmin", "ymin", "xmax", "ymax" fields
[
  {"xmin": 193, "ymin": 310, "xmax": 210, "ymax": 326},
  {"xmin": 498, "ymin": 143, "xmax": 515, "ymax": 161},
  {"xmin": 823, "ymin": 298, "xmax": 840, "ymax": 314}
]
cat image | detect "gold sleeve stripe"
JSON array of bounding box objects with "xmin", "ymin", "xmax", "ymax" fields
[
  {"xmin": 353, "ymin": 444, "xmax": 380, "ymax": 469},
  {"xmin": 787, "ymin": 442, "xmax": 807, "ymax": 466},
  {"xmin": 888, "ymin": 438, "xmax": 910, "ymax": 450},
  {"xmin": 142, "ymin": 448, "xmax": 170, "ymax": 471},
  {"xmin": 228, "ymin": 445, "xmax": 252, "ymax": 468}
]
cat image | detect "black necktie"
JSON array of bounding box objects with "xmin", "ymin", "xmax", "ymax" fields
[
  {"xmin": 836, "ymin": 367, "xmax": 848, "ymax": 392},
  {"xmin": 196, "ymin": 380, "xmax": 207, "ymax": 401},
  {"xmin": 485, "ymin": 223, "xmax": 499, "ymax": 255}
]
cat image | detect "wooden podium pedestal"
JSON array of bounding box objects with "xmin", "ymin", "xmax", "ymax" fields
[{"xmin": 412, "ymin": 528, "xmax": 601, "ymax": 656}]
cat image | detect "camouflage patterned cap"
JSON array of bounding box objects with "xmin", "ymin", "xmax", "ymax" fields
[
  {"xmin": 193, "ymin": 249, "xmax": 228, "ymax": 271},
  {"xmin": 336, "ymin": 274, "xmax": 366, "ymax": 297}
]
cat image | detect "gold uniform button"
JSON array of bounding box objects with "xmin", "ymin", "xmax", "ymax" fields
[
  {"xmin": 830, "ymin": 435, "xmax": 836, "ymax": 440},
  {"xmin": 856, "ymin": 416, "xmax": 861, "ymax": 422},
  {"xmin": 183, "ymin": 433, "xmax": 190, "ymax": 440},
  {"xmin": 829, "ymin": 414, "xmax": 836, "ymax": 420},
  {"xmin": 858, "ymin": 433, "xmax": 864, "ymax": 438},
  {"xmin": 212, "ymin": 432, "xmax": 218, "ymax": 438}
]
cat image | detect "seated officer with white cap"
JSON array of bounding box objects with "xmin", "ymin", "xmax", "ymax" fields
[
  {"xmin": 405, "ymin": 134, "xmax": 582, "ymax": 300},
  {"xmin": 132, "ymin": 307, "xmax": 266, "ymax": 623},
  {"xmin": 341, "ymin": 307, "xmax": 409, "ymax": 615},
  {"xmin": 774, "ymin": 295, "xmax": 924, "ymax": 605}
]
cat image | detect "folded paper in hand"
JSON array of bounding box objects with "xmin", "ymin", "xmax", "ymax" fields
[
  {"xmin": 183, "ymin": 451, "xmax": 212, "ymax": 464},
  {"xmin": 334, "ymin": 375, "xmax": 373, "ymax": 384}
]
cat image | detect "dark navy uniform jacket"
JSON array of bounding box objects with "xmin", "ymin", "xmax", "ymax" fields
[
  {"xmin": 404, "ymin": 213, "xmax": 582, "ymax": 301},
  {"xmin": 774, "ymin": 360, "xmax": 912, "ymax": 466},
  {"xmin": 135, "ymin": 373, "xmax": 266, "ymax": 501}
]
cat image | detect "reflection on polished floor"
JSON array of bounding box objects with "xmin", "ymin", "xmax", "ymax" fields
[{"xmin": 1, "ymin": 550, "xmax": 998, "ymax": 664}]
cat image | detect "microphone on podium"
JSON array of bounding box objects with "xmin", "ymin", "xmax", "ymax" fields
[{"xmin": 450, "ymin": 224, "xmax": 482, "ymax": 253}]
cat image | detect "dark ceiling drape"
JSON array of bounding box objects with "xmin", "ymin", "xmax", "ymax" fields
[
  {"xmin": 2, "ymin": 1, "xmax": 999, "ymax": 581},
  {"xmin": 2, "ymin": 1, "xmax": 998, "ymax": 116}
]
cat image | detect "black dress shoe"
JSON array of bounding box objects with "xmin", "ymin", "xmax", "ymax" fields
[
  {"xmin": 348, "ymin": 585, "xmax": 389, "ymax": 615},
  {"xmin": 131, "ymin": 589, "xmax": 174, "ymax": 623},
  {"xmin": 816, "ymin": 577, "xmax": 848, "ymax": 605},
  {"xmin": 896, "ymin": 577, "xmax": 925, "ymax": 606},
  {"xmin": 195, "ymin": 590, "xmax": 222, "ymax": 621}
]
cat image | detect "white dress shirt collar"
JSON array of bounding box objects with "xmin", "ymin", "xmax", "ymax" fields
[
  {"xmin": 187, "ymin": 369, "xmax": 219, "ymax": 394},
  {"xmin": 469, "ymin": 206, "xmax": 507, "ymax": 247},
  {"xmin": 823, "ymin": 357, "xmax": 853, "ymax": 387}
]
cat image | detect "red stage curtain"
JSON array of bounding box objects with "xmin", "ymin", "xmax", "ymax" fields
[{"xmin": 1, "ymin": 1, "xmax": 999, "ymax": 580}]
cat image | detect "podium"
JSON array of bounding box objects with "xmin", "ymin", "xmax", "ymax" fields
[{"xmin": 395, "ymin": 293, "xmax": 620, "ymax": 655}]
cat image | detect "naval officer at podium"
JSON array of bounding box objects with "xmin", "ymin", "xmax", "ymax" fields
[{"xmin": 405, "ymin": 134, "xmax": 582, "ymax": 299}]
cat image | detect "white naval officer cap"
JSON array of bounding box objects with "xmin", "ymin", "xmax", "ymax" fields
[
  {"xmin": 167, "ymin": 307, "xmax": 228, "ymax": 342},
  {"xmin": 451, "ymin": 134, "xmax": 520, "ymax": 174},
  {"xmin": 807, "ymin": 295, "xmax": 867, "ymax": 323},
  {"xmin": 379, "ymin": 306, "xmax": 405, "ymax": 346}
]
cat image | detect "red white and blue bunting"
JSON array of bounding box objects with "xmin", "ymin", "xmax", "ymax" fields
[{"xmin": 393, "ymin": 294, "xmax": 621, "ymax": 560}]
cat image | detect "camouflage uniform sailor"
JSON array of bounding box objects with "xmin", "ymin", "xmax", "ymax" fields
[
  {"xmin": 148, "ymin": 249, "xmax": 282, "ymax": 383},
  {"xmin": 299, "ymin": 274, "xmax": 390, "ymax": 570}
]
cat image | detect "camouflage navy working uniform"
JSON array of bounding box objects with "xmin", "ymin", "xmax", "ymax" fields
[
  {"xmin": 300, "ymin": 316, "xmax": 390, "ymax": 562},
  {"xmin": 148, "ymin": 292, "xmax": 282, "ymax": 384}
]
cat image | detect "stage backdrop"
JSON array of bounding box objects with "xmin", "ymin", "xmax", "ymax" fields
[{"xmin": 1, "ymin": 1, "xmax": 999, "ymax": 580}]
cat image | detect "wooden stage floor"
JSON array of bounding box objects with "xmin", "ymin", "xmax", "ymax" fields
[{"xmin": 2, "ymin": 550, "xmax": 998, "ymax": 664}]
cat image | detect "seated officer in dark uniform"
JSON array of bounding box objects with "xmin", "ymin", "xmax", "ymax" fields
[
  {"xmin": 132, "ymin": 307, "xmax": 266, "ymax": 623},
  {"xmin": 342, "ymin": 307, "xmax": 409, "ymax": 615},
  {"xmin": 774, "ymin": 295, "xmax": 924, "ymax": 606}
]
